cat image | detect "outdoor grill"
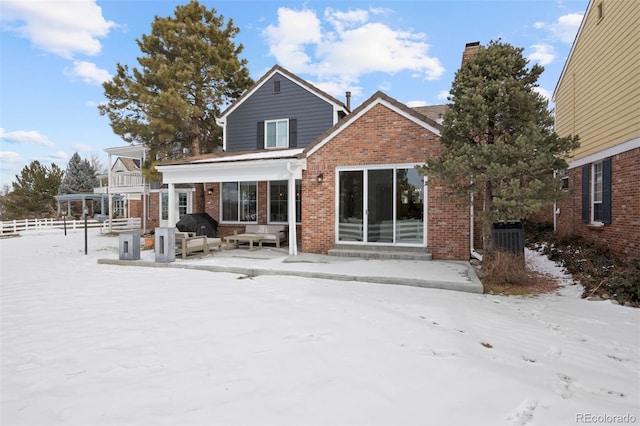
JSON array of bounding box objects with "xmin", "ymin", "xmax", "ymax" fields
[{"xmin": 176, "ymin": 213, "xmax": 218, "ymax": 237}]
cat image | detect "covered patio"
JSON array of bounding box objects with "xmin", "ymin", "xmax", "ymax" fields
[{"xmin": 157, "ymin": 148, "xmax": 307, "ymax": 256}]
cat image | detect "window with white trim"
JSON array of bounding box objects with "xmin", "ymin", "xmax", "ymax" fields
[
  {"xmin": 222, "ymin": 182, "xmax": 257, "ymax": 222},
  {"xmin": 265, "ymin": 119, "xmax": 288, "ymax": 149},
  {"xmin": 592, "ymin": 161, "xmax": 603, "ymax": 223}
]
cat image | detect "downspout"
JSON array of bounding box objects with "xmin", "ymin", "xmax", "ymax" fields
[
  {"xmin": 142, "ymin": 149, "xmax": 147, "ymax": 234},
  {"xmin": 470, "ymin": 192, "xmax": 483, "ymax": 261},
  {"xmin": 286, "ymin": 161, "xmax": 298, "ymax": 256}
]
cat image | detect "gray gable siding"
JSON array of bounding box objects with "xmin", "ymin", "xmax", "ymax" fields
[{"xmin": 225, "ymin": 72, "xmax": 334, "ymax": 151}]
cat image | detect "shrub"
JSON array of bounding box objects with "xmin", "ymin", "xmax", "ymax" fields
[{"xmin": 526, "ymin": 228, "xmax": 639, "ymax": 307}]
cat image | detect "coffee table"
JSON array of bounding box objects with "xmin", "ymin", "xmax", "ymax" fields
[{"xmin": 224, "ymin": 234, "xmax": 264, "ymax": 250}]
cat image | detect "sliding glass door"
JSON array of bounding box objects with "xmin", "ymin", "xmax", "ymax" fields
[{"xmin": 338, "ymin": 167, "xmax": 424, "ymax": 245}]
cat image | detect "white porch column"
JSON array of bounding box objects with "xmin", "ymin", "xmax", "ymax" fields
[
  {"xmin": 286, "ymin": 161, "xmax": 299, "ymax": 256},
  {"xmin": 287, "ymin": 175, "xmax": 297, "ymax": 255},
  {"xmin": 107, "ymin": 152, "xmax": 113, "ymax": 233},
  {"xmin": 168, "ymin": 183, "xmax": 176, "ymax": 227}
]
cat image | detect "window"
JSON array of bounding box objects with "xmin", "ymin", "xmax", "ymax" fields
[
  {"xmin": 114, "ymin": 198, "xmax": 125, "ymax": 217},
  {"xmin": 273, "ymin": 80, "xmax": 280, "ymax": 93},
  {"xmin": 582, "ymin": 159, "xmax": 612, "ymax": 225},
  {"xmin": 265, "ymin": 119, "xmax": 288, "ymax": 149},
  {"xmin": 222, "ymin": 182, "xmax": 257, "ymax": 222},
  {"xmin": 178, "ymin": 192, "xmax": 188, "ymax": 220},
  {"xmin": 269, "ymin": 180, "xmax": 301, "ymax": 223},
  {"xmin": 559, "ymin": 169, "xmax": 569, "ymax": 190},
  {"xmin": 592, "ymin": 162, "xmax": 603, "ymax": 222}
]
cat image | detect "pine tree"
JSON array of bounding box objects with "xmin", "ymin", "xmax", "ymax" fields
[
  {"xmin": 418, "ymin": 40, "xmax": 579, "ymax": 251},
  {"xmin": 59, "ymin": 152, "xmax": 98, "ymax": 194},
  {"xmin": 98, "ymin": 0, "xmax": 254, "ymax": 211},
  {"xmin": 0, "ymin": 161, "xmax": 64, "ymax": 219}
]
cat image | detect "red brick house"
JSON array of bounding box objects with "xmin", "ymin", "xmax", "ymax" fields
[{"xmin": 157, "ymin": 65, "xmax": 472, "ymax": 259}]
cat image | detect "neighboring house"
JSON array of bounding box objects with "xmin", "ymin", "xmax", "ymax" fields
[
  {"xmin": 95, "ymin": 145, "xmax": 196, "ymax": 232},
  {"xmin": 157, "ymin": 64, "xmax": 472, "ymax": 259},
  {"xmin": 553, "ymin": 0, "xmax": 640, "ymax": 257}
]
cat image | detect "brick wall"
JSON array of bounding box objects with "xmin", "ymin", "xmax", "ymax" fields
[
  {"xmin": 556, "ymin": 147, "xmax": 640, "ymax": 257},
  {"xmin": 302, "ymin": 103, "xmax": 470, "ymax": 259}
]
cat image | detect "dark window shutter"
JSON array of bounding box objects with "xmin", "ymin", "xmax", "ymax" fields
[
  {"xmin": 581, "ymin": 165, "xmax": 590, "ymax": 223},
  {"xmin": 257, "ymin": 121, "xmax": 264, "ymax": 149},
  {"xmin": 602, "ymin": 157, "xmax": 612, "ymax": 225},
  {"xmin": 289, "ymin": 119, "xmax": 297, "ymax": 148}
]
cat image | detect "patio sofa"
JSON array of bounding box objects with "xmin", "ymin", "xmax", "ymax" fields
[
  {"xmin": 175, "ymin": 231, "xmax": 222, "ymax": 259},
  {"xmin": 227, "ymin": 224, "xmax": 287, "ymax": 248}
]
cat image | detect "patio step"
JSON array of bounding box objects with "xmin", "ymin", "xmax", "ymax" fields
[{"xmin": 328, "ymin": 244, "xmax": 433, "ymax": 261}]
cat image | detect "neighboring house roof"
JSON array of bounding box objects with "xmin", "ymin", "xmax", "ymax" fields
[
  {"xmin": 303, "ymin": 91, "xmax": 443, "ymax": 157},
  {"xmin": 218, "ymin": 64, "xmax": 350, "ymax": 120},
  {"xmin": 412, "ymin": 105, "xmax": 447, "ymax": 125},
  {"xmin": 113, "ymin": 157, "xmax": 141, "ymax": 172}
]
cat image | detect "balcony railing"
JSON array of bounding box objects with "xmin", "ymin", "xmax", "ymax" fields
[{"xmin": 94, "ymin": 172, "xmax": 145, "ymax": 194}]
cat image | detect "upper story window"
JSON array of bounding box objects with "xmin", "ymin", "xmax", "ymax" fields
[
  {"xmin": 257, "ymin": 118, "xmax": 297, "ymax": 150},
  {"xmin": 273, "ymin": 80, "xmax": 281, "ymax": 93},
  {"xmin": 265, "ymin": 119, "xmax": 289, "ymax": 149}
]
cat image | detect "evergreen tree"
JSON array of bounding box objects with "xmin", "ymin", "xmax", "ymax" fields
[
  {"xmin": 0, "ymin": 161, "xmax": 64, "ymax": 219},
  {"xmin": 98, "ymin": 0, "xmax": 254, "ymax": 211},
  {"xmin": 59, "ymin": 152, "xmax": 98, "ymax": 194},
  {"xmin": 418, "ymin": 40, "xmax": 579, "ymax": 250}
]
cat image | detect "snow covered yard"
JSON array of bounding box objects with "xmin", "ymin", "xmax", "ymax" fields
[{"xmin": 1, "ymin": 230, "xmax": 638, "ymax": 425}]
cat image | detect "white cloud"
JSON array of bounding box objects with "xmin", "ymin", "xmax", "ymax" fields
[
  {"xmin": 406, "ymin": 100, "xmax": 428, "ymax": 107},
  {"xmin": 263, "ymin": 7, "xmax": 444, "ymax": 98},
  {"xmin": 65, "ymin": 61, "xmax": 111, "ymax": 85},
  {"xmin": 50, "ymin": 151, "xmax": 69, "ymax": 161},
  {"xmin": 263, "ymin": 8, "xmax": 322, "ymax": 73},
  {"xmin": 0, "ymin": 0, "xmax": 116, "ymax": 59},
  {"xmin": 537, "ymin": 13, "xmax": 583, "ymax": 44},
  {"xmin": 437, "ymin": 90, "xmax": 450, "ymax": 101},
  {"xmin": 528, "ymin": 43, "xmax": 556, "ymax": 66},
  {"xmin": 0, "ymin": 151, "xmax": 22, "ymax": 163},
  {"xmin": 0, "ymin": 128, "xmax": 54, "ymax": 147},
  {"xmin": 534, "ymin": 86, "xmax": 552, "ymax": 103},
  {"xmin": 72, "ymin": 143, "xmax": 95, "ymax": 153}
]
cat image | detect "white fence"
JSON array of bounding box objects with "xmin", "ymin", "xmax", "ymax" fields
[{"xmin": 0, "ymin": 217, "xmax": 142, "ymax": 234}]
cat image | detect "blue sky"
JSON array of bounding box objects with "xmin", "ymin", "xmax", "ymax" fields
[{"xmin": 0, "ymin": 0, "xmax": 589, "ymax": 188}]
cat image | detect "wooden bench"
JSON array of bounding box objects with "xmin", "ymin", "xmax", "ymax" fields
[{"xmin": 175, "ymin": 231, "xmax": 222, "ymax": 259}]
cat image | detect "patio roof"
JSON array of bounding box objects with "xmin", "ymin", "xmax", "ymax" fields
[{"xmin": 156, "ymin": 148, "xmax": 306, "ymax": 184}]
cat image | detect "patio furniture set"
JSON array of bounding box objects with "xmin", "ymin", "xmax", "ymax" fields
[{"xmin": 175, "ymin": 224, "xmax": 287, "ymax": 259}]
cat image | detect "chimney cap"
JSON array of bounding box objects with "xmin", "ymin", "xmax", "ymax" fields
[{"xmin": 465, "ymin": 41, "xmax": 480, "ymax": 47}]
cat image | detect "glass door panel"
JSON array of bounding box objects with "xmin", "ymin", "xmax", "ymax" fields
[
  {"xmin": 367, "ymin": 169, "xmax": 394, "ymax": 242},
  {"xmin": 338, "ymin": 171, "xmax": 363, "ymax": 241},
  {"xmin": 396, "ymin": 168, "xmax": 424, "ymax": 243}
]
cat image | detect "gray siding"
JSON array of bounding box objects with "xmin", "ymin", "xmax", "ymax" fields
[{"xmin": 225, "ymin": 72, "xmax": 334, "ymax": 151}]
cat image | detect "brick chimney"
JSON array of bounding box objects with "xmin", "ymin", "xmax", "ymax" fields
[{"xmin": 461, "ymin": 41, "xmax": 482, "ymax": 66}]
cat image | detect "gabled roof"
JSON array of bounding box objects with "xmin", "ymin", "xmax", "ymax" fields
[
  {"xmin": 218, "ymin": 64, "xmax": 349, "ymax": 119},
  {"xmin": 113, "ymin": 157, "xmax": 141, "ymax": 171},
  {"xmin": 302, "ymin": 91, "xmax": 442, "ymax": 158},
  {"xmin": 413, "ymin": 104, "xmax": 447, "ymax": 124}
]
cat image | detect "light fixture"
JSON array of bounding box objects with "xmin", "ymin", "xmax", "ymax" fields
[
  {"xmin": 317, "ymin": 172, "xmax": 324, "ymax": 183},
  {"xmin": 207, "ymin": 186, "xmax": 214, "ymax": 195}
]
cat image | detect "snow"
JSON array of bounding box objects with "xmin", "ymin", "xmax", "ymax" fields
[{"xmin": 1, "ymin": 229, "xmax": 638, "ymax": 425}]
